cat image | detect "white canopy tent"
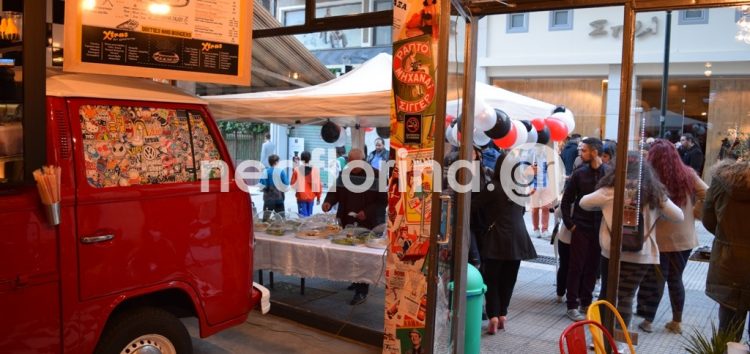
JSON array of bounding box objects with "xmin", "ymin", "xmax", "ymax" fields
[
  {"xmin": 203, "ymin": 53, "xmax": 559, "ymax": 128},
  {"xmin": 204, "ymin": 53, "xmax": 392, "ymax": 127}
]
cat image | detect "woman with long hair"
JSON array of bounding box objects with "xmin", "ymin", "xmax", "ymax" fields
[
  {"xmin": 580, "ymin": 152, "xmax": 683, "ymax": 327},
  {"xmin": 635, "ymin": 139, "xmax": 708, "ymax": 334},
  {"xmin": 472, "ymin": 152, "xmax": 537, "ymax": 334}
]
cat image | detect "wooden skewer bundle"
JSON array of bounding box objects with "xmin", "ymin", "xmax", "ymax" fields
[{"xmin": 33, "ymin": 165, "xmax": 61, "ymax": 205}]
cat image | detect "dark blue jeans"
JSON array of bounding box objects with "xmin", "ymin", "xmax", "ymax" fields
[
  {"xmin": 636, "ymin": 250, "xmax": 691, "ymax": 322},
  {"xmin": 297, "ymin": 200, "xmax": 314, "ymax": 217}
]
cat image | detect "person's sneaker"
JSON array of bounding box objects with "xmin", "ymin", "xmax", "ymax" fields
[
  {"xmin": 567, "ymin": 309, "xmax": 585, "ymax": 322},
  {"xmin": 556, "ymin": 295, "xmax": 564, "ymax": 304},
  {"xmin": 541, "ymin": 230, "xmax": 551, "ymax": 239},
  {"xmin": 665, "ymin": 321, "xmax": 682, "ymax": 334},
  {"xmin": 350, "ymin": 293, "xmax": 367, "ymax": 305},
  {"xmin": 534, "ymin": 230, "xmax": 542, "ymax": 238},
  {"xmin": 638, "ymin": 320, "xmax": 653, "ymax": 333},
  {"xmin": 581, "ymin": 306, "xmax": 589, "ymax": 317}
]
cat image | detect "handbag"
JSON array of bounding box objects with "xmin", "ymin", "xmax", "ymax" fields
[
  {"xmin": 607, "ymin": 211, "xmax": 658, "ymax": 253},
  {"xmin": 621, "ymin": 212, "xmax": 645, "ymax": 252}
]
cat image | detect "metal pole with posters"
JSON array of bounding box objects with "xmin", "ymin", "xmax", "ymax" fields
[
  {"xmin": 385, "ymin": 0, "xmax": 451, "ymax": 352},
  {"xmin": 604, "ymin": 1, "xmax": 636, "ymax": 340},
  {"xmin": 424, "ymin": 0, "xmax": 453, "ymax": 349}
]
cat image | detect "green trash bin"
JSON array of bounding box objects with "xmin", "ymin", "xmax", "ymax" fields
[{"xmin": 449, "ymin": 264, "xmax": 487, "ymax": 354}]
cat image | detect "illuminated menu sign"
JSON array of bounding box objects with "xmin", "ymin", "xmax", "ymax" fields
[{"xmin": 64, "ymin": 0, "xmax": 252, "ymax": 85}]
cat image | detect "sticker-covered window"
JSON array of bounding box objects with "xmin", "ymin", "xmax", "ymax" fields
[
  {"xmin": 188, "ymin": 111, "xmax": 222, "ymax": 179},
  {"xmin": 79, "ymin": 105, "xmax": 194, "ymax": 187}
]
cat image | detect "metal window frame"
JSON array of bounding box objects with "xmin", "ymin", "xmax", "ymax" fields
[
  {"xmin": 549, "ymin": 9, "xmax": 574, "ymax": 30},
  {"xmin": 253, "ymin": 0, "xmax": 392, "ymax": 39},
  {"xmin": 371, "ymin": 0, "xmax": 393, "ymax": 46},
  {"xmin": 506, "ymin": 12, "xmax": 530, "ymax": 33}
]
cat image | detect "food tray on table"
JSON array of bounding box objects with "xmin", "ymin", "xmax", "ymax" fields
[
  {"xmin": 254, "ymin": 210, "xmax": 281, "ymax": 232},
  {"xmin": 365, "ymin": 235, "xmax": 388, "ymax": 249},
  {"xmin": 365, "ymin": 223, "xmax": 388, "ymax": 249},
  {"xmin": 331, "ymin": 235, "xmax": 366, "ymax": 246},
  {"xmin": 295, "ymin": 215, "xmax": 341, "ymax": 240},
  {"xmin": 265, "ymin": 219, "xmax": 288, "ymax": 236},
  {"xmin": 330, "ymin": 226, "xmax": 373, "ymax": 246},
  {"xmin": 295, "ymin": 226, "xmax": 341, "ymax": 240}
]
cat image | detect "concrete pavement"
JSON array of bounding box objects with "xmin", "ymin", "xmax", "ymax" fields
[
  {"xmin": 243, "ymin": 189, "xmax": 749, "ymax": 353},
  {"xmin": 187, "ymin": 313, "xmax": 380, "ymax": 354}
]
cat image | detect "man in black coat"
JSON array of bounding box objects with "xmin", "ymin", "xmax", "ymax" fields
[
  {"xmin": 679, "ymin": 133, "xmax": 704, "ymax": 175},
  {"xmin": 561, "ymin": 137, "xmax": 609, "ymax": 321},
  {"xmin": 322, "ymin": 148, "xmax": 386, "ymax": 305}
]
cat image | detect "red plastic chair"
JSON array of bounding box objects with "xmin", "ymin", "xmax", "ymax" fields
[{"xmin": 559, "ymin": 320, "xmax": 620, "ymax": 354}]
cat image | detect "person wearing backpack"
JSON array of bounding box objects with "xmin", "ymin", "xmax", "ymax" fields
[
  {"xmin": 291, "ymin": 151, "xmax": 321, "ymax": 217},
  {"xmin": 579, "ymin": 152, "xmax": 683, "ymax": 327},
  {"xmin": 259, "ymin": 154, "xmax": 288, "ymax": 215}
]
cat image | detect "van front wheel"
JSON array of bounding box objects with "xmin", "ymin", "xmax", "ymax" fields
[{"xmin": 95, "ymin": 307, "xmax": 192, "ymax": 354}]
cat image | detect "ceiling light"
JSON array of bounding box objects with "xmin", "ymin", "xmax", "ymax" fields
[
  {"xmin": 82, "ymin": 0, "xmax": 96, "ymax": 11},
  {"xmin": 148, "ymin": 3, "xmax": 171, "ymax": 15}
]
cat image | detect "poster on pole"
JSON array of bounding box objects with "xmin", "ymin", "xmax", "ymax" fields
[
  {"xmin": 64, "ymin": 0, "xmax": 252, "ymax": 86},
  {"xmin": 384, "ymin": 0, "xmax": 442, "ymax": 351}
]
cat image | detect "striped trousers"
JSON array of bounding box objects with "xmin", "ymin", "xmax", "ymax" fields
[{"xmin": 600, "ymin": 260, "xmax": 651, "ymax": 327}]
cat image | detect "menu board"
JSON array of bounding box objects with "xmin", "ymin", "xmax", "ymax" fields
[{"xmin": 64, "ymin": 0, "xmax": 252, "ymax": 85}]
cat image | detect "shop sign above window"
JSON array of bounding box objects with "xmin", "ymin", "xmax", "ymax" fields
[
  {"xmin": 63, "ymin": 0, "xmax": 252, "ymax": 85},
  {"xmin": 589, "ymin": 16, "xmax": 658, "ymax": 39}
]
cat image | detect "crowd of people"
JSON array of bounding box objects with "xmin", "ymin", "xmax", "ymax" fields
[
  {"xmin": 257, "ymin": 129, "xmax": 749, "ymax": 343},
  {"xmin": 478, "ymin": 132, "xmax": 749, "ymax": 346}
]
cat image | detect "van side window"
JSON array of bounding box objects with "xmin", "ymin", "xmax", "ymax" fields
[
  {"xmin": 0, "ymin": 103, "xmax": 23, "ymax": 185},
  {"xmin": 187, "ymin": 111, "xmax": 222, "ymax": 180},
  {"xmin": 79, "ymin": 105, "xmax": 194, "ymax": 187}
]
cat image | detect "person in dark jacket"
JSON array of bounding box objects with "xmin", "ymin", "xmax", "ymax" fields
[
  {"xmin": 678, "ymin": 133, "xmax": 704, "ymax": 175},
  {"xmin": 561, "ymin": 134, "xmax": 582, "ymax": 176},
  {"xmin": 322, "ymin": 148, "xmax": 386, "ymax": 305},
  {"xmin": 472, "ymin": 153, "xmax": 537, "ymax": 334},
  {"xmin": 702, "ymin": 159, "xmax": 750, "ymax": 341},
  {"xmin": 366, "ymin": 137, "xmax": 390, "ymax": 171},
  {"xmin": 560, "ymin": 137, "xmax": 610, "ymax": 321},
  {"xmin": 259, "ymin": 154, "xmax": 289, "ymax": 217}
]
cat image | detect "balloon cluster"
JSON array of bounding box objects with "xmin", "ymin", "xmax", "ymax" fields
[
  {"xmin": 320, "ymin": 121, "xmax": 348, "ymax": 147},
  {"xmin": 444, "ymin": 104, "xmax": 575, "ymax": 149}
]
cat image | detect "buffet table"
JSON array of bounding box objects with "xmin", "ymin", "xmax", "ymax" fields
[{"xmin": 254, "ymin": 231, "xmax": 387, "ymax": 286}]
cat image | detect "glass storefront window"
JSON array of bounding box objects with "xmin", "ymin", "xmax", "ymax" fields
[{"xmin": 634, "ymin": 7, "xmax": 750, "ymax": 180}]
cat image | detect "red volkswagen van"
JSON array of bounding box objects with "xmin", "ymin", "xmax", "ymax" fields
[{"xmin": 0, "ymin": 71, "xmax": 262, "ymax": 354}]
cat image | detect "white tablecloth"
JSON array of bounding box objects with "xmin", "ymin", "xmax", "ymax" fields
[{"xmin": 254, "ymin": 231, "xmax": 387, "ymax": 285}]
